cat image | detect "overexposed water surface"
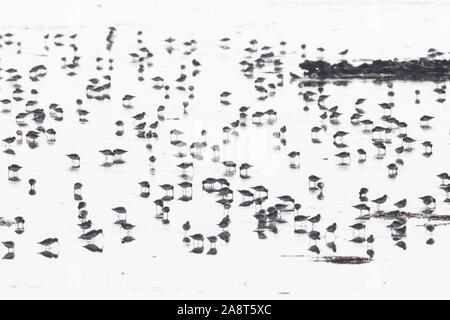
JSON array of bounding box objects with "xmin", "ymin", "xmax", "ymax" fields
[{"xmin": 0, "ymin": 0, "xmax": 450, "ymax": 299}]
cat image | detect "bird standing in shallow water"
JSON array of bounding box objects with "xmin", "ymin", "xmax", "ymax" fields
[
  {"xmin": 79, "ymin": 229, "xmax": 103, "ymax": 242},
  {"xmin": 66, "ymin": 154, "xmax": 80, "ymax": 168},
  {"xmin": 182, "ymin": 221, "xmax": 191, "ymax": 243},
  {"xmin": 8, "ymin": 164, "xmax": 22, "ymax": 180},
  {"xmin": 308, "ymin": 214, "xmax": 321, "ymax": 228},
  {"xmin": 190, "ymin": 234, "xmax": 204, "ymax": 247},
  {"xmin": 2, "ymin": 241, "xmax": 14, "ymax": 252},
  {"xmin": 38, "ymin": 238, "xmax": 59, "ymax": 250},
  {"xmin": 372, "ymin": 195, "xmax": 388, "ymax": 211},
  {"xmin": 28, "ymin": 178, "xmax": 37, "ymax": 195},
  {"xmin": 326, "ymin": 223, "xmax": 337, "ymax": 238}
]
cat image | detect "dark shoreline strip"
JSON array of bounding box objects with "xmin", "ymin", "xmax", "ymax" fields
[{"xmin": 299, "ymin": 58, "xmax": 450, "ymax": 81}]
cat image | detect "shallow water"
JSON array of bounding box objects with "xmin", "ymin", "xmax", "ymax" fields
[{"xmin": 0, "ymin": 0, "xmax": 450, "ymax": 299}]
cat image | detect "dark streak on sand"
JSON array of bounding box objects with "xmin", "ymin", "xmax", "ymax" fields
[
  {"xmin": 315, "ymin": 256, "xmax": 372, "ymax": 264},
  {"xmin": 371, "ymin": 211, "xmax": 450, "ymax": 221},
  {"xmin": 281, "ymin": 254, "xmax": 372, "ymax": 264}
]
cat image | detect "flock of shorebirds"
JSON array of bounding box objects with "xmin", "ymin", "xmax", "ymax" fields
[{"xmin": 0, "ymin": 28, "xmax": 449, "ymax": 262}]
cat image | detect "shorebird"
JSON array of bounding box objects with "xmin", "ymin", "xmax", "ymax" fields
[
  {"xmin": 148, "ymin": 155, "xmax": 156, "ymax": 169},
  {"xmin": 113, "ymin": 149, "xmax": 128, "ymax": 162},
  {"xmin": 353, "ymin": 203, "xmax": 370, "ymax": 216},
  {"xmin": 251, "ymin": 185, "xmax": 268, "ymax": 198},
  {"xmin": 395, "ymin": 146, "xmax": 404, "ymax": 160},
  {"xmin": 218, "ymin": 215, "xmax": 231, "ymax": 229},
  {"xmin": 8, "ymin": 164, "xmax": 22, "ymax": 180},
  {"xmin": 112, "ymin": 207, "xmax": 127, "ymax": 220},
  {"xmin": 349, "ymin": 223, "xmax": 365, "ymax": 236},
  {"xmin": 326, "ymin": 223, "xmax": 337, "ymax": 237},
  {"xmin": 308, "ymin": 245, "xmax": 320, "ymax": 254},
  {"xmin": 239, "ymin": 163, "xmax": 252, "ymax": 177},
  {"xmin": 310, "ymin": 126, "xmax": 322, "ymax": 140},
  {"xmin": 38, "ymin": 238, "xmax": 59, "ymax": 250},
  {"xmin": 139, "ymin": 181, "xmax": 150, "ymax": 194},
  {"xmin": 419, "ymin": 195, "xmax": 436, "ymax": 210},
  {"xmin": 318, "ymin": 183, "xmax": 324, "ymax": 198},
  {"xmin": 403, "ymin": 136, "xmax": 416, "ymax": 149},
  {"xmin": 359, "ymin": 187, "xmax": 369, "ymax": 201},
  {"xmin": 74, "ymin": 182, "xmax": 83, "ymax": 196},
  {"xmin": 396, "ymin": 241, "xmax": 407, "ymax": 250},
  {"xmin": 29, "ymin": 178, "xmax": 36, "ymax": 195},
  {"xmin": 238, "ymin": 190, "xmax": 254, "ymax": 200},
  {"xmin": 177, "ymin": 162, "xmax": 194, "ymax": 175},
  {"xmin": 422, "ymin": 141, "xmax": 433, "ymax": 154},
  {"xmin": 120, "ymin": 221, "xmax": 136, "ymax": 234},
  {"xmin": 443, "ymin": 185, "xmax": 450, "ymax": 203},
  {"xmin": 286, "ymin": 200, "xmax": 299, "ymax": 211},
  {"xmin": 307, "ymin": 214, "xmax": 321, "ymax": 228},
  {"xmin": 190, "ymin": 234, "xmax": 204, "ymax": 247},
  {"xmin": 189, "ymin": 142, "xmax": 204, "ymax": 158},
  {"xmin": 288, "ymin": 151, "xmax": 300, "ymax": 167},
  {"xmin": 394, "ymin": 199, "xmax": 407, "ymax": 210},
  {"xmin": 115, "ymin": 120, "xmax": 124, "ymax": 131},
  {"xmin": 15, "ymin": 216, "xmax": 25, "ymax": 229},
  {"xmin": 79, "ymin": 229, "xmax": 103, "ymax": 242},
  {"xmin": 373, "ymin": 141, "xmax": 386, "ymax": 155},
  {"xmin": 207, "ymin": 236, "xmax": 217, "ymax": 248},
  {"xmin": 122, "ymin": 94, "xmax": 135, "ymax": 107},
  {"xmin": 202, "ymin": 178, "xmax": 217, "ymax": 190},
  {"xmin": 357, "ymin": 148, "xmax": 367, "ymax": 161},
  {"xmin": 220, "ymin": 91, "xmax": 232, "ymax": 99},
  {"xmin": 153, "ymin": 199, "xmax": 164, "ymax": 217},
  {"xmin": 99, "ymin": 149, "xmax": 115, "ymax": 163},
  {"xmin": 425, "ymin": 224, "xmax": 435, "ymax": 234},
  {"xmin": 371, "ymin": 126, "xmax": 386, "ymax": 140},
  {"xmin": 78, "ymin": 210, "xmax": 88, "ymax": 221},
  {"xmin": 78, "ymin": 220, "xmax": 92, "ymax": 232},
  {"xmin": 339, "ymin": 49, "xmax": 349, "ymax": 56},
  {"xmin": 420, "ymin": 115, "xmax": 434, "ymax": 127},
  {"xmin": 222, "ymin": 161, "xmax": 237, "ymax": 173},
  {"xmin": 46, "ymin": 129, "xmax": 56, "ymax": 141},
  {"xmin": 178, "ymin": 181, "xmax": 193, "ymax": 197},
  {"xmin": 2, "ymin": 241, "xmax": 14, "ymax": 252},
  {"xmin": 355, "ymin": 98, "xmax": 366, "ymax": 106},
  {"xmin": 372, "ymin": 195, "xmax": 388, "ymax": 211},
  {"xmin": 333, "ymin": 131, "xmax": 348, "ymax": 143},
  {"xmin": 437, "ymin": 172, "xmax": 449, "ymax": 185},
  {"xmin": 84, "ymin": 244, "xmax": 103, "ymax": 252},
  {"xmin": 387, "ymin": 163, "xmax": 398, "ymax": 177},
  {"xmin": 308, "ymin": 175, "xmax": 321, "ymax": 189},
  {"xmin": 3, "ymin": 136, "xmax": 15, "ymax": 149},
  {"xmin": 217, "ymin": 231, "xmax": 231, "ymax": 243},
  {"xmin": 77, "ymin": 201, "xmax": 87, "ymax": 213},
  {"xmin": 211, "ymin": 145, "xmax": 220, "ymax": 159},
  {"xmin": 308, "ymin": 230, "xmax": 321, "ymax": 242},
  {"xmin": 335, "ymin": 151, "xmax": 350, "ymax": 165},
  {"xmin": 414, "ymin": 89, "xmax": 421, "ymax": 103},
  {"xmin": 360, "ymin": 119, "xmax": 373, "ymax": 131},
  {"xmin": 182, "ymin": 221, "xmax": 191, "ymax": 241}
]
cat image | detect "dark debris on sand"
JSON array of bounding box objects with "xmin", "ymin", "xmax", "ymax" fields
[
  {"xmin": 315, "ymin": 256, "xmax": 372, "ymax": 264},
  {"xmin": 299, "ymin": 58, "xmax": 450, "ymax": 81},
  {"xmin": 281, "ymin": 254, "xmax": 372, "ymax": 264},
  {"xmin": 371, "ymin": 211, "xmax": 450, "ymax": 221}
]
